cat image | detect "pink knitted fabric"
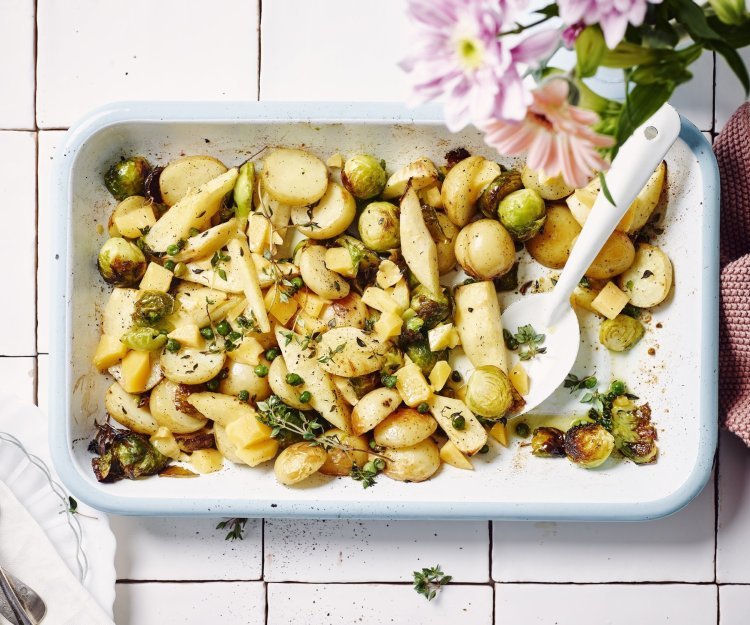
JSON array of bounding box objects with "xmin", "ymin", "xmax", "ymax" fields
[{"xmin": 717, "ymin": 102, "xmax": 750, "ymax": 447}]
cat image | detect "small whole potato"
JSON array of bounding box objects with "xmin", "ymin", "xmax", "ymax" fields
[
  {"xmin": 454, "ymin": 219, "xmax": 515, "ymax": 280},
  {"xmin": 351, "ymin": 387, "xmax": 403, "ymax": 435},
  {"xmin": 274, "ymin": 442, "xmax": 328, "ymax": 485},
  {"xmin": 374, "ymin": 407, "xmax": 438, "ymax": 449},
  {"xmin": 521, "ymin": 165, "xmax": 575, "ymax": 200},
  {"xmin": 584, "ymin": 231, "xmax": 636, "ymax": 279},
  {"xmin": 319, "ymin": 429, "xmax": 369, "ymax": 476},
  {"xmin": 383, "ymin": 438, "xmax": 441, "ymax": 482},
  {"xmin": 525, "ymin": 205, "xmax": 582, "ymax": 269}
]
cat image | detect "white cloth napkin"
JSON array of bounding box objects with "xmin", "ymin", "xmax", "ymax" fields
[{"xmin": 0, "ymin": 481, "xmax": 113, "ymax": 625}]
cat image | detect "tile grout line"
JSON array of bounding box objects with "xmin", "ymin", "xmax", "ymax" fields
[
  {"xmin": 257, "ymin": 0, "xmax": 263, "ymax": 102},
  {"xmin": 33, "ymin": 0, "xmax": 40, "ymax": 405}
]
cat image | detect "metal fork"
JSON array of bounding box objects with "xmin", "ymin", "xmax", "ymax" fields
[{"xmin": 0, "ymin": 566, "xmax": 45, "ymax": 625}]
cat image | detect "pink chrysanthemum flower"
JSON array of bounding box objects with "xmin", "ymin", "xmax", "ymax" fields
[
  {"xmin": 400, "ymin": 0, "xmax": 559, "ymax": 131},
  {"xmin": 482, "ymin": 79, "xmax": 615, "ymax": 188},
  {"xmin": 557, "ymin": 0, "xmax": 663, "ymax": 49}
]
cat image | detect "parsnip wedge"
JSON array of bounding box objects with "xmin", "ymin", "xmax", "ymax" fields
[
  {"xmin": 399, "ymin": 187, "xmax": 440, "ymax": 295},
  {"xmin": 617, "ymin": 243, "xmax": 673, "ymax": 308},
  {"xmin": 427, "ymin": 394, "xmax": 488, "ymax": 456},
  {"xmin": 227, "ymin": 237, "xmax": 271, "ymax": 333},
  {"xmin": 382, "ymin": 157, "xmax": 439, "ymax": 200},
  {"xmin": 180, "ymin": 256, "xmax": 244, "ymax": 293},
  {"xmin": 441, "ymin": 155, "xmax": 484, "ymax": 226},
  {"xmin": 454, "ymin": 281, "xmax": 508, "ymax": 371},
  {"xmin": 144, "ymin": 168, "xmax": 238, "ymax": 252},
  {"xmin": 172, "ymin": 218, "xmax": 237, "ymax": 262}
]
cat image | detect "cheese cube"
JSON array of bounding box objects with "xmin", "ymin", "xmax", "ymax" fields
[
  {"xmin": 113, "ymin": 204, "xmax": 156, "ymax": 238},
  {"xmin": 429, "ymin": 361, "xmax": 452, "ymax": 391},
  {"xmin": 325, "ymin": 247, "xmax": 357, "ymax": 278},
  {"xmin": 376, "ymin": 260, "xmax": 403, "ymax": 289},
  {"xmin": 167, "ymin": 324, "xmax": 203, "ymax": 349},
  {"xmin": 327, "ymin": 153, "xmax": 344, "ymax": 168},
  {"xmin": 228, "ymin": 336, "xmax": 265, "ymax": 366},
  {"xmin": 120, "ymin": 350, "xmax": 151, "ymax": 393},
  {"xmin": 247, "ymin": 214, "xmax": 283, "ymax": 254},
  {"xmin": 150, "ymin": 427, "xmax": 181, "ymax": 460},
  {"xmin": 236, "ymin": 438, "xmax": 279, "ymax": 467},
  {"xmin": 489, "ymin": 421, "xmax": 509, "ymax": 447},
  {"xmin": 362, "ymin": 287, "xmax": 402, "ymax": 314},
  {"xmin": 139, "ymin": 262, "xmax": 173, "ymax": 292},
  {"xmin": 428, "ymin": 323, "xmax": 461, "ymax": 351},
  {"xmin": 439, "ymin": 440, "xmax": 473, "ymax": 470},
  {"xmin": 591, "ymin": 282, "xmax": 630, "ymax": 319},
  {"xmin": 296, "ymin": 289, "xmax": 329, "ymax": 317},
  {"xmin": 264, "ymin": 285, "xmax": 299, "ymax": 325},
  {"xmin": 389, "ymin": 278, "xmax": 411, "ymax": 311},
  {"xmin": 509, "ymin": 362, "xmax": 529, "ymax": 396},
  {"xmin": 92, "ymin": 334, "xmax": 129, "ymax": 370},
  {"xmin": 395, "ymin": 363, "xmax": 433, "ymax": 407},
  {"xmin": 226, "ymin": 413, "xmax": 273, "ymax": 449},
  {"xmin": 374, "ymin": 311, "xmax": 403, "ymax": 342},
  {"xmin": 190, "ymin": 449, "xmax": 224, "ymax": 473}
]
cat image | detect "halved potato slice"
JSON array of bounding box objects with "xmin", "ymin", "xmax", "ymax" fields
[
  {"xmin": 160, "ymin": 346, "xmax": 226, "ymax": 385},
  {"xmin": 291, "ymin": 182, "xmax": 356, "ymax": 239},
  {"xmin": 617, "ymin": 243, "xmax": 673, "ymax": 308},
  {"xmin": 104, "ymin": 381, "xmax": 159, "ymax": 434},
  {"xmin": 261, "ymin": 148, "xmax": 328, "ymax": 207},
  {"xmin": 159, "ymin": 155, "xmax": 228, "ymax": 207},
  {"xmin": 149, "ymin": 379, "xmax": 209, "ymax": 433}
]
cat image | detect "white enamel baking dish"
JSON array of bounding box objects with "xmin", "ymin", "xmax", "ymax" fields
[{"xmin": 49, "ymin": 102, "xmax": 719, "ymax": 520}]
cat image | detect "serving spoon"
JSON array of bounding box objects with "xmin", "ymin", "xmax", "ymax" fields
[{"xmin": 501, "ymin": 104, "xmax": 682, "ymax": 416}]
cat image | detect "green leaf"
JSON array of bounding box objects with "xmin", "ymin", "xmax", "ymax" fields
[
  {"xmin": 575, "ymin": 27, "xmax": 607, "ymax": 78},
  {"xmin": 706, "ymin": 16, "xmax": 750, "ymax": 48},
  {"xmin": 601, "ymin": 42, "xmax": 659, "ymax": 69},
  {"xmin": 598, "ymin": 172, "xmax": 615, "ymax": 205},
  {"xmin": 666, "ymin": 0, "xmax": 721, "ymax": 41},
  {"xmin": 707, "ymin": 40, "xmax": 750, "ymax": 95},
  {"xmin": 613, "ymin": 83, "xmax": 674, "ymax": 158}
]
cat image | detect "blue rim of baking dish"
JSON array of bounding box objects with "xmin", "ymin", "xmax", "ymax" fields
[{"xmin": 49, "ymin": 102, "xmax": 719, "ymax": 520}]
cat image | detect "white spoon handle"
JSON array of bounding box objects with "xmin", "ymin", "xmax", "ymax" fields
[{"xmin": 547, "ymin": 104, "xmax": 682, "ymax": 325}]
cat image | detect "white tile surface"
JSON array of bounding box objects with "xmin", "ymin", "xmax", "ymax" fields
[
  {"xmin": 114, "ymin": 582, "xmax": 265, "ymax": 625},
  {"xmin": 109, "ymin": 516, "xmax": 263, "ymax": 581},
  {"xmin": 0, "ymin": 357, "xmax": 36, "ymax": 405},
  {"xmin": 495, "ymin": 583, "xmax": 717, "ymax": 625},
  {"xmin": 719, "ymin": 585, "xmax": 750, "ymax": 625},
  {"xmin": 261, "ymin": 0, "xmax": 410, "ymax": 101},
  {"xmin": 492, "ymin": 473, "xmax": 716, "ymax": 582},
  {"xmin": 0, "ymin": 131, "xmax": 36, "ymax": 356},
  {"xmin": 0, "ymin": 0, "xmax": 35, "ymax": 129},
  {"xmin": 715, "ymin": 47, "xmax": 750, "ymax": 131},
  {"xmin": 717, "ymin": 430, "xmax": 750, "ymax": 583},
  {"xmin": 264, "ymin": 519, "xmax": 489, "ymax": 582},
  {"xmin": 36, "ymin": 131, "xmax": 66, "ymax": 354},
  {"xmin": 671, "ymin": 51, "xmax": 715, "ymax": 132},
  {"xmin": 267, "ymin": 583, "xmax": 493, "ymax": 625},
  {"xmin": 36, "ymin": 0, "xmax": 260, "ymax": 128},
  {"xmin": 36, "ymin": 353, "xmax": 48, "ymax": 408}
]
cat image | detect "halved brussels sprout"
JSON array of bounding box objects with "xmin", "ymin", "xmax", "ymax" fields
[
  {"xmin": 477, "ymin": 170, "xmax": 523, "ymax": 218},
  {"xmin": 531, "ymin": 426, "xmax": 566, "ymax": 457},
  {"xmin": 599, "ymin": 315, "xmax": 645, "ymax": 352},
  {"xmin": 409, "ymin": 285, "xmax": 451, "ymax": 331},
  {"xmin": 611, "ymin": 399, "xmax": 658, "ymax": 464},
  {"xmin": 342, "ymin": 154, "xmax": 387, "ymax": 199},
  {"xmin": 405, "ymin": 340, "xmax": 447, "ymax": 376},
  {"xmin": 89, "ymin": 423, "xmax": 169, "ymax": 482},
  {"xmin": 497, "ymin": 188, "xmax": 546, "ymax": 241},
  {"xmin": 564, "ymin": 423, "xmax": 614, "ymax": 468},
  {"xmin": 120, "ymin": 327, "xmax": 168, "ymax": 351},
  {"xmin": 133, "ymin": 290, "xmax": 175, "ymax": 326},
  {"xmin": 98, "ymin": 237, "xmax": 147, "ymax": 286},
  {"xmin": 358, "ymin": 202, "xmax": 400, "ymax": 251},
  {"xmin": 104, "ymin": 156, "xmax": 152, "ymax": 201},
  {"xmin": 465, "ymin": 365, "xmax": 514, "ymax": 418}
]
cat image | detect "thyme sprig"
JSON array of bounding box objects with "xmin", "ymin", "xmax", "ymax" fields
[
  {"xmin": 504, "ymin": 324, "xmax": 547, "ymax": 360},
  {"xmin": 318, "ymin": 343, "xmax": 345, "ymax": 364},
  {"xmin": 413, "ymin": 565, "xmax": 452, "ymax": 601},
  {"xmin": 350, "ymin": 459, "xmax": 386, "ymax": 489}
]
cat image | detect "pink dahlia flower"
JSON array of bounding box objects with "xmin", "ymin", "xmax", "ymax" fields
[
  {"xmin": 557, "ymin": 0, "xmax": 663, "ymax": 49},
  {"xmin": 482, "ymin": 79, "xmax": 615, "ymax": 188},
  {"xmin": 400, "ymin": 0, "xmax": 559, "ymax": 131}
]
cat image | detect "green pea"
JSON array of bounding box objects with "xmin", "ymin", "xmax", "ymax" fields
[
  {"xmin": 228, "ymin": 331, "xmax": 242, "ymax": 342},
  {"xmin": 451, "ymin": 415, "xmax": 466, "ymax": 430},
  {"xmin": 206, "ymin": 378, "xmax": 220, "ymax": 391},
  {"xmin": 479, "ymin": 444, "xmax": 490, "ymax": 454},
  {"xmin": 216, "ymin": 320, "xmax": 231, "ymax": 337},
  {"xmin": 290, "ymin": 277, "xmax": 304, "ymax": 289},
  {"xmin": 417, "ymin": 402, "xmax": 429, "ymax": 414},
  {"xmin": 299, "ymin": 390, "xmax": 312, "ymax": 404},
  {"xmin": 254, "ymin": 364, "xmax": 269, "ymax": 378},
  {"xmin": 382, "ymin": 374, "xmax": 397, "ymax": 389},
  {"xmin": 265, "ymin": 348, "xmax": 280, "ymax": 361},
  {"xmin": 285, "ymin": 373, "xmax": 304, "ymax": 386},
  {"xmin": 200, "ymin": 327, "xmax": 214, "ymax": 340},
  {"xmin": 610, "ymin": 380, "xmax": 626, "ymax": 396},
  {"xmin": 515, "ymin": 422, "xmax": 530, "ymax": 438},
  {"xmin": 163, "ymin": 260, "xmax": 176, "ymax": 272},
  {"xmin": 165, "ymin": 338, "xmax": 181, "ymax": 353},
  {"xmin": 238, "ymin": 390, "xmax": 250, "ymax": 402}
]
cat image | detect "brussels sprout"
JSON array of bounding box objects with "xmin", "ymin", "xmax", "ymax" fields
[
  {"xmin": 342, "ymin": 154, "xmax": 387, "ymax": 199},
  {"xmin": 336, "ymin": 235, "xmax": 380, "ymax": 287},
  {"xmin": 380, "ymin": 345, "xmax": 405, "ymax": 375},
  {"xmin": 358, "ymin": 201, "xmax": 400, "ymax": 251},
  {"xmin": 564, "ymin": 423, "xmax": 614, "ymax": 468},
  {"xmin": 120, "ymin": 327, "xmax": 168, "ymax": 351},
  {"xmin": 465, "ymin": 365, "xmax": 514, "ymax": 418},
  {"xmin": 89, "ymin": 423, "xmax": 169, "ymax": 482},
  {"xmin": 405, "ymin": 340, "xmax": 447, "ymax": 376},
  {"xmin": 611, "ymin": 399, "xmax": 658, "ymax": 464},
  {"xmin": 444, "ymin": 147, "xmax": 471, "ymax": 170},
  {"xmin": 133, "ymin": 290, "xmax": 176, "ymax": 326},
  {"xmin": 497, "ymin": 188, "xmax": 547, "ymax": 241},
  {"xmin": 97, "ymin": 237, "xmax": 147, "ymax": 286},
  {"xmin": 599, "ymin": 315, "xmax": 645, "ymax": 352},
  {"xmin": 531, "ymin": 426, "xmax": 566, "ymax": 457},
  {"xmin": 349, "ymin": 373, "xmax": 380, "ymax": 399},
  {"xmin": 494, "ymin": 261, "xmax": 519, "ymax": 292},
  {"xmin": 477, "ymin": 170, "xmax": 524, "ymax": 218},
  {"xmin": 410, "ymin": 285, "xmax": 451, "ymax": 330},
  {"xmin": 104, "ymin": 156, "xmax": 152, "ymax": 201}
]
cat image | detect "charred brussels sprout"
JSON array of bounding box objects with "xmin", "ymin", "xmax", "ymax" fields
[
  {"xmin": 531, "ymin": 426, "xmax": 566, "ymax": 457},
  {"xmin": 358, "ymin": 202, "xmax": 400, "ymax": 251},
  {"xmin": 599, "ymin": 315, "xmax": 645, "ymax": 352},
  {"xmin": 611, "ymin": 399, "xmax": 658, "ymax": 464},
  {"xmin": 89, "ymin": 423, "xmax": 169, "ymax": 482},
  {"xmin": 133, "ymin": 290, "xmax": 175, "ymax": 326},
  {"xmin": 104, "ymin": 156, "xmax": 151, "ymax": 200},
  {"xmin": 477, "ymin": 170, "xmax": 524, "ymax": 218},
  {"xmin": 120, "ymin": 327, "xmax": 168, "ymax": 351},
  {"xmin": 409, "ymin": 285, "xmax": 451, "ymax": 330},
  {"xmin": 97, "ymin": 237, "xmax": 147, "ymax": 286},
  {"xmin": 336, "ymin": 235, "xmax": 380, "ymax": 287},
  {"xmin": 349, "ymin": 373, "xmax": 380, "ymax": 399},
  {"xmin": 405, "ymin": 340, "xmax": 447, "ymax": 376},
  {"xmin": 465, "ymin": 365, "xmax": 514, "ymax": 418},
  {"xmin": 497, "ymin": 188, "xmax": 546, "ymax": 242},
  {"xmin": 342, "ymin": 154, "xmax": 387, "ymax": 199},
  {"xmin": 564, "ymin": 423, "xmax": 614, "ymax": 468}
]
